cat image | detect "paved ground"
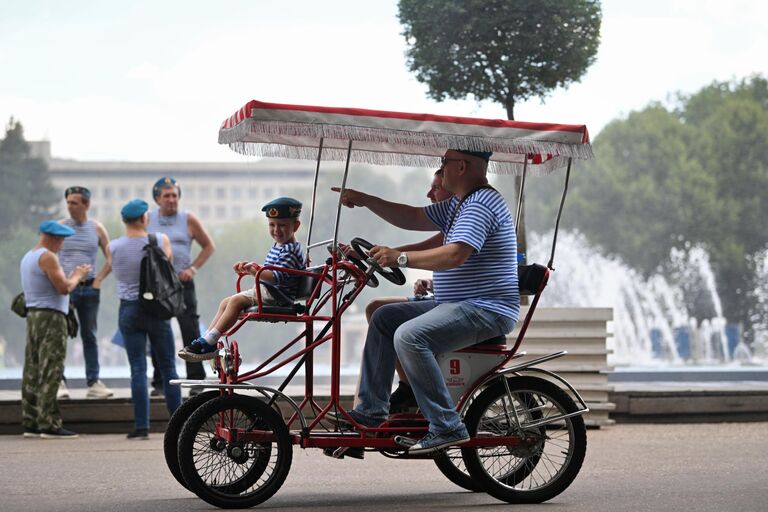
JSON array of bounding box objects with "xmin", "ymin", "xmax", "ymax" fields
[{"xmin": 2, "ymin": 422, "xmax": 767, "ymax": 512}]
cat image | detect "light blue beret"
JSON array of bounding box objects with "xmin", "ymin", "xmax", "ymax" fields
[
  {"xmin": 121, "ymin": 199, "xmax": 149, "ymax": 220},
  {"xmin": 39, "ymin": 220, "xmax": 75, "ymax": 237}
]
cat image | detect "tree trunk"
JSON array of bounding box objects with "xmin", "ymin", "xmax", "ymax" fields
[{"xmin": 505, "ymin": 100, "xmax": 529, "ymax": 305}]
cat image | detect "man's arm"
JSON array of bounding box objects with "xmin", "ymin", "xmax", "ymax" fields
[
  {"xmin": 180, "ymin": 212, "xmax": 215, "ymax": 281},
  {"xmin": 93, "ymin": 222, "xmax": 112, "ymax": 289},
  {"xmin": 331, "ymin": 187, "xmax": 436, "ymax": 231},
  {"xmin": 370, "ymin": 242, "xmax": 474, "ymax": 272},
  {"xmin": 39, "ymin": 251, "xmax": 89, "ymax": 294},
  {"xmin": 161, "ymin": 233, "xmax": 173, "ymax": 259},
  {"xmin": 394, "ymin": 233, "xmax": 444, "ymax": 252}
]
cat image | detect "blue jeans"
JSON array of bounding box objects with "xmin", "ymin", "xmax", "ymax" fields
[
  {"xmin": 354, "ymin": 300, "xmax": 515, "ymax": 434},
  {"xmin": 70, "ymin": 284, "xmax": 101, "ymax": 385},
  {"xmin": 118, "ymin": 300, "xmax": 181, "ymax": 430}
]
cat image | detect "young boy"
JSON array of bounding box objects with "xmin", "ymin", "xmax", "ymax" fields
[{"xmin": 178, "ymin": 197, "xmax": 305, "ymax": 362}]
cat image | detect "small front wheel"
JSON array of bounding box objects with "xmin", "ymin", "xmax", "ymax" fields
[
  {"xmin": 462, "ymin": 376, "xmax": 587, "ymax": 503},
  {"xmin": 177, "ymin": 394, "xmax": 293, "ymax": 508},
  {"xmin": 164, "ymin": 390, "xmax": 221, "ymax": 490}
]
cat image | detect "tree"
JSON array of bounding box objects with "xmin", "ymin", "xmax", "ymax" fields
[
  {"xmin": 0, "ymin": 118, "xmax": 58, "ymax": 235},
  {"xmin": 398, "ymin": 0, "xmax": 602, "ymax": 270},
  {"xmin": 550, "ymin": 77, "xmax": 768, "ymax": 345}
]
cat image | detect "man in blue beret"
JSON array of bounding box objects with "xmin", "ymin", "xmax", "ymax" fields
[
  {"xmin": 147, "ymin": 177, "xmax": 215, "ymax": 395},
  {"xmin": 109, "ymin": 199, "xmax": 181, "ymax": 439},
  {"xmin": 20, "ymin": 221, "xmax": 93, "ymax": 439},
  {"xmin": 57, "ymin": 185, "xmax": 114, "ymax": 400},
  {"xmin": 331, "ymin": 148, "xmax": 519, "ymax": 455}
]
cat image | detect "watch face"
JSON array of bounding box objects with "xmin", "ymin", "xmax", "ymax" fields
[{"xmin": 398, "ymin": 253, "xmax": 407, "ymax": 266}]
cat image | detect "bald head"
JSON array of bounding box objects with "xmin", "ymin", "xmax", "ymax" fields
[{"xmin": 439, "ymin": 150, "xmax": 490, "ymax": 198}]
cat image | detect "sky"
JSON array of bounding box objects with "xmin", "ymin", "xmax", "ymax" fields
[{"xmin": 1, "ymin": 0, "xmax": 767, "ymax": 162}]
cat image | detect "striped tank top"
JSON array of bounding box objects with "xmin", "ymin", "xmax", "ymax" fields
[
  {"xmin": 148, "ymin": 210, "xmax": 191, "ymax": 274},
  {"xmin": 20, "ymin": 247, "xmax": 69, "ymax": 314},
  {"xmin": 59, "ymin": 218, "xmax": 99, "ymax": 279},
  {"xmin": 424, "ymin": 188, "xmax": 520, "ymax": 322},
  {"xmin": 109, "ymin": 233, "xmax": 165, "ymax": 301}
]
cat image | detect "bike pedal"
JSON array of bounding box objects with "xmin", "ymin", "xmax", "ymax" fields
[
  {"xmin": 322, "ymin": 446, "xmax": 355, "ymax": 459},
  {"xmin": 393, "ymin": 435, "xmax": 417, "ymax": 448},
  {"xmin": 322, "ymin": 447, "xmax": 343, "ymax": 459}
]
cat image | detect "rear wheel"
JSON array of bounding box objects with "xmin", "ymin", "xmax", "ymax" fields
[
  {"xmin": 164, "ymin": 390, "xmax": 221, "ymax": 490},
  {"xmin": 462, "ymin": 376, "xmax": 587, "ymax": 503},
  {"xmin": 177, "ymin": 394, "xmax": 292, "ymax": 508}
]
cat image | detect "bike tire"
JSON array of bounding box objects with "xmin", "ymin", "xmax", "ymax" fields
[
  {"xmin": 163, "ymin": 390, "xmax": 220, "ymax": 490},
  {"xmin": 177, "ymin": 394, "xmax": 292, "ymax": 508},
  {"xmin": 462, "ymin": 376, "xmax": 587, "ymax": 504}
]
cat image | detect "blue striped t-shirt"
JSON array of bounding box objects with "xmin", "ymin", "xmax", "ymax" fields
[
  {"xmin": 263, "ymin": 242, "xmax": 306, "ymax": 299},
  {"xmin": 424, "ymin": 188, "xmax": 519, "ymax": 322}
]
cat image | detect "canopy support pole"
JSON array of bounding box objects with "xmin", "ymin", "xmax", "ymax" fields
[
  {"xmin": 515, "ymin": 157, "xmax": 528, "ymax": 239},
  {"xmin": 332, "ymin": 140, "xmax": 353, "ymax": 250},
  {"xmin": 305, "ymin": 138, "xmax": 324, "ymax": 264},
  {"xmin": 548, "ymin": 157, "xmax": 572, "ymax": 271}
]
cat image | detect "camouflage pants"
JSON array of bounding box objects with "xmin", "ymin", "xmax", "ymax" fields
[{"xmin": 22, "ymin": 310, "xmax": 68, "ymax": 431}]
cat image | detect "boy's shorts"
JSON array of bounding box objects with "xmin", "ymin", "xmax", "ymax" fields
[{"xmin": 237, "ymin": 284, "xmax": 278, "ymax": 306}]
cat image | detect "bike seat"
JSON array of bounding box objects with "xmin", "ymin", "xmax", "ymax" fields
[
  {"xmin": 240, "ymin": 266, "xmax": 325, "ymax": 318},
  {"xmin": 457, "ymin": 334, "xmax": 508, "ymax": 353}
]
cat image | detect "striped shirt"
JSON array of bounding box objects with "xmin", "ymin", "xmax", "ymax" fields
[
  {"xmin": 59, "ymin": 219, "xmax": 99, "ymax": 279},
  {"xmin": 20, "ymin": 247, "xmax": 69, "ymax": 314},
  {"xmin": 147, "ymin": 210, "xmax": 191, "ymax": 274},
  {"xmin": 424, "ymin": 188, "xmax": 520, "ymax": 321},
  {"xmin": 263, "ymin": 242, "xmax": 305, "ymax": 299},
  {"xmin": 109, "ymin": 233, "xmax": 166, "ymax": 301}
]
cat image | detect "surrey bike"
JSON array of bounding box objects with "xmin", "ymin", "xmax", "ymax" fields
[{"xmin": 168, "ymin": 100, "xmax": 594, "ymax": 508}]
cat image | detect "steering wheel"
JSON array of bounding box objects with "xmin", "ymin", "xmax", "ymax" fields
[
  {"xmin": 328, "ymin": 243, "xmax": 379, "ymax": 288},
  {"xmin": 350, "ymin": 237, "xmax": 407, "ymax": 286}
]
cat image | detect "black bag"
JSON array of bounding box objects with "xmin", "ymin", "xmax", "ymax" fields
[
  {"xmin": 11, "ymin": 292, "xmax": 27, "ymax": 318},
  {"xmin": 67, "ymin": 307, "xmax": 79, "ymax": 338},
  {"xmin": 139, "ymin": 234, "xmax": 186, "ymax": 319}
]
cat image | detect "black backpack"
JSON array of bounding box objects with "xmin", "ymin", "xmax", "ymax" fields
[{"xmin": 139, "ymin": 234, "xmax": 186, "ymax": 319}]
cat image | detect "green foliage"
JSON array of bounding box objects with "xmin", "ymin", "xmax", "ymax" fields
[
  {"xmin": 397, "ymin": 0, "xmax": 602, "ymax": 117},
  {"xmin": 0, "ymin": 119, "xmax": 58, "ymax": 237},
  {"xmin": 534, "ymin": 76, "xmax": 768, "ymax": 339}
]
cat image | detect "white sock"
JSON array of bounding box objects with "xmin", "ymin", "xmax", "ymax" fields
[{"xmin": 203, "ymin": 328, "xmax": 221, "ymax": 345}]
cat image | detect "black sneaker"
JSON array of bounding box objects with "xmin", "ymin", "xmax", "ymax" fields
[
  {"xmin": 127, "ymin": 429, "xmax": 149, "ymax": 440},
  {"xmin": 22, "ymin": 427, "xmax": 41, "ymax": 438},
  {"xmin": 178, "ymin": 338, "xmax": 217, "ymax": 362},
  {"xmin": 389, "ymin": 381, "xmax": 418, "ymax": 413},
  {"xmin": 40, "ymin": 427, "xmax": 79, "ymax": 439},
  {"xmin": 150, "ymin": 387, "xmax": 163, "ymax": 397}
]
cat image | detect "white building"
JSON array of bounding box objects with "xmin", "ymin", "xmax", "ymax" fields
[{"xmin": 48, "ymin": 159, "xmax": 315, "ymax": 225}]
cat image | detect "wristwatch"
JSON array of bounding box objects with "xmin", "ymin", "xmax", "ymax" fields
[{"xmin": 397, "ymin": 252, "xmax": 408, "ymax": 268}]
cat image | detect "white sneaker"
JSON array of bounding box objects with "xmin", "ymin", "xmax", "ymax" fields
[
  {"xmin": 86, "ymin": 380, "xmax": 114, "ymax": 399},
  {"xmin": 57, "ymin": 380, "xmax": 70, "ymax": 400}
]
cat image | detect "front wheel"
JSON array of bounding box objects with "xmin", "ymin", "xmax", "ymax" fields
[
  {"xmin": 164, "ymin": 390, "xmax": 221, "ymax": 490},
  {"xmin": 462, "ymin": 376, "xmax": 587, "ymax": 504},
  {"xmin": 177, "ymin": 394, "xmax": 293, "ymax": 508}
]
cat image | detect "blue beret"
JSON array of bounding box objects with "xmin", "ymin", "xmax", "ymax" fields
[
  {"xmin": 261, "ymin": 197, "xmax": 302, "ymax": 219},
  {"xmin": 152, "ymin": 177, "xmax": 181, "ymax": 201},
  {"xmin": 39, "ymin": 220, "xmax": 75, "ymax": 237},
  {"xmin": 121, "ymin": 199, "xmax": 149, "ymax": 220},
  {"xmin": 455, "ymin": 149, "xmax": 493, "ymax": 162}
]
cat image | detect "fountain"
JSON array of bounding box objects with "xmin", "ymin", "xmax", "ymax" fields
[{"xmin": 526, "ymin": 231, "xmax": 765, "ymax": 368}]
